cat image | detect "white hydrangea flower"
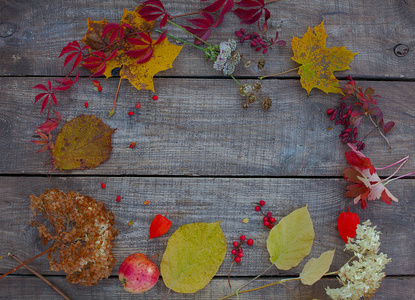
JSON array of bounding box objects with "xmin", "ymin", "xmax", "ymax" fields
[
  {"xmin": 213, "ymin": 39, "xmax": 241, "ymax": 75},
  {"xmin": 326, "ymin": 220, "xmax": 391, "ymax": 300}
]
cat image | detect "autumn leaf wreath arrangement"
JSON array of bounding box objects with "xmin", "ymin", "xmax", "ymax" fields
[{"xmin": 2, "ymin": 0, "xmax": 414, "ymax": 299}]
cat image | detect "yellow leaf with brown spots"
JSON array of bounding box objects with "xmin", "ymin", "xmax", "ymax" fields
[
  {"xmin": 291, "ymin": 21, "xmax": 358, "ymax": 95},
  {"xmin": 52, "ymin": 115, "xmax": 116, "ymax": 170}
]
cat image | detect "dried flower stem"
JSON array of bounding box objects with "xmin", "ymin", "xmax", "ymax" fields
[
  {"xmin": 259, "ymin": 66, "xmax": 301, "ymax": 79},
  {"xmin": 264, "ymin": 0, "xmax": 281, "ymax": 3},
  {"xmin": 0, "ymin": 245, "xmax": 56, "ymax": 280},
  {"xmin": 8, "ymin": 253, "xmax": 71, "ymax": 300},
  {"xmin": 228, "ymin": 260, "xmax": 235, "ymax": 288},
  {"xmin": 230, "ymin": 74, "xmax": 242, "ymax": 86}
]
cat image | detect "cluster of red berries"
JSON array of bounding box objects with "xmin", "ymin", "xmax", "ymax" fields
[
  {"xmin": 235, "ymin": 28, "xmax": 286, "ymax": 54},
  {"xmin": 326, "ymin": 102, "xmax": 364, "ymax": 150},
  {"xmin": 255, "ymin": 200, "xmax": 276, "ymax": 229},
  {"xmin": 231, "ymin": 235, "xmax": 254, "ymax": 263}
]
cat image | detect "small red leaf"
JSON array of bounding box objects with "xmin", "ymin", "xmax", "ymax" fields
[
  {"xmin": 383, "ymin": 121, "xmax": 395, "ymax": 134},
  {"xmin": 337, "ymin": 209, "xmax": 359, "ymax": 243},
  {"xmin": 149, "ymin": 212, "xmax": 171, "ymax": 239}
]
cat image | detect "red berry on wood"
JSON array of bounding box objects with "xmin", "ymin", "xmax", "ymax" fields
[
  {"xmin": 116, "ymin": 195, "xmax": 121, "ymax": 202},
  {"xmin": 268, "ymin": 224, "xmax": 274, "ymax": 229},
  {"xmin": 255, "ymin": 206, "xmax": 261, "ymax": 211},
  {"xmin": 98, "ymin": 86, "xmax": 102, "ymax": 92},
  {"xmin": 128, "ymin": 111, "xmax": 134, "ymax": 116},
  {"xmin": 136, "ymin": 102, "xmax": 141, "ymax": 109},
  {"xmin": 240, "ymin": 235, "xmax": 246, "ymax": 241},
  {"xmin": 267, "ymin": 212, "xmax": 272, "ymax": 218},
  {"xmin": 101, "ymin": 183, "xmax": 106, "ymax": 189},
  {"xmin": 152, "ymin": 95, "xmax": 158, "ymax": 100},
  {"xmin": 84, "ymin": 102, "xmax": 88, "ymax": 108},
  {"xmin": 264, "ymin": 221, "xmax": 270, "ymax": 226},
  {"xmin": 269, "ymin": 217, "xmax": 276, "ymax": 223},
  {"xmin": 233, "ymin": 241, "xmax": 239, "ymax": 247},
  {"xmin": 259, "ymin": 200, "xmax": 265, "ymax": 206},
  {"xmin": 240, "ymin": 28, "xmax": 245, "ymax": 34},
  {"xmin": 247, "ymin": 239, "xmax": 254, "ymax": 246},
  {"xmin": 263, "ymin": 216, "xmax": 269, "ymax": 222},
  {"xmin": 234, "ymin": 257, "xmax": 241, "ymax": 263},
  {"xmin": 237, "ymin": 252, "xmax": 244, "ymax": 258},
  {"xmin": 231, "ymin": 249, "xmax": 237, "ymax": 255}
]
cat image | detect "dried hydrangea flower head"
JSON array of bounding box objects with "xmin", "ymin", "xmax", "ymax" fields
[
  {"xmin": 213, "ymin": 39, "xmax": 241, "ymax": 75},
  {"xmin": 326, "ymin": 220, "xmax": 390, "ymax": 300},
  {"xmin": 30, "ymin": 189, "xmax": 118, "ymax": 286}
]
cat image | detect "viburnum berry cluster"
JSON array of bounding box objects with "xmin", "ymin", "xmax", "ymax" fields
[
  {"xmin": 235, "ymin": 28, "xmax": 286, "ymax": 54},
  {"xmin": 231, "ymin": 235, "xmax": 254, "ymax": 263},
  {"xmin": 254, "ymin": 200, "xmax": 276, "ymax": 229},
  {"xmin": 326, "ymin": 76, "xmax": 395, "ymax": 150}
]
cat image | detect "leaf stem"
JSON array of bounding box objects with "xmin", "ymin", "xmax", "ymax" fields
[
  {"xmin": 234, "ymin": 263, "xmax": 275, "ymax": 299},
  {"xmin": 170, "ymin": 12, "xmax": 200, "ymax": 19},
  {"xmin": 264, "ymin": 0, "xmax": 281, "ymax": 4},
  {"xmin": 0, "ymin": 245, "xmax": 56, "ymax": 280},
  {"xmin": 155, "ymin": 30, "xmax": 205, "ymax": 51},
  {"xmin": 8, "ymin": 253, "xmax": 71, "ymax": 300},
  {"xmin": 367, "ymin": 114, "xmax": 392, "ymax": 149},
  {"xmin": 167, "ymin": 19, "xmax": 211, "ymax": 46},
  {"xmin": 259, "ymin": 67, "xmax": 301, "ymax": 79},
  {"xmin": 109, "ymin": 76, "xmax": 122, "ymax": 118},
  {"xmin": 228, "ymin": 260, "xmax": 235, "ymax": 288}
]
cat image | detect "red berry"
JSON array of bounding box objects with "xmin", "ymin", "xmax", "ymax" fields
[
  {"xmin": 84, "ymin": 102, "xmax": 89, "ymax": 108},
  {"xmin": 98, "ymin": 86, "xmax": 102, "ymax": 92},
  {"xmin": 238, "ymin": 248, "xmax": 243, "ymax": 253},
  {"xmin": 237, "ymin": 252, "xmax": 244, "ymax": 258},
  {"xmin": 136, "ymin": 102, "xmax": 141, "ymax": 109},
  {"xmin": 243, "ymin": 36, "xmax": 250, "ymax": 41},
  {"xmin": 116, "ymin": 195, "xmax": 121, "ymax": 202},
  {"xmin": 234, "ymin": 257, "xmax": 241, "ymax": 263},
  {"xmin": 233, "ymin": 241, "xmax": 239, "ymax": 247},
  {"xmin": 262, "ymin": 48, "xmax": 268, "ymax": 54},
  {"xmin": 101, "ymin": 182, "xmax": 106, "ymax": 189},
  {"xmin": 240, "ymin": 28, "xmax": 245, "ymax": 34},
  {"xmin": 250, "ymin": 41, "xmax": 257, "ymax": 47},
  {"xmin": 268, "ymin": 224, "xmax": 274, "ymax": 229},
  {"xmin": 259, "ymin": 200, "xmax": 265, "ymax": 206},
  {"xmin": 263, "ymin": 216, "xmax": 269, "ymax": 222},
  {"xmin": 326, "ymin": 108, "xmax": 334, "ymax": 114},
  {"xmin": 152, "ymin": 95, "xmax": 158, "ymax": 100},
  {"xmin": 128, "ymin": 111, "xmax": 134, "ymax": 116},
  {"xmin": 267, "ymin": 212, "xmax": 272, "ymax": 218},
  {"xmin": 247, "ymin": 239, "xmax": 254, "ymax": 246},
  {"xmin": 255, "ymin": 206, "xmax": 261, "ymax": 211},
  {"xmin": 235, "ymin": 31, "xmax": 243, "ymax": 37},
  {"xmin": 240, "ymin": 235, "xmax": 246, "ymax": 241},
  {"xmin": 231, "ymin": 249, "xmax": 237, "ymax": 255},
  {"xmin": 269, "ymin": 217, "xmax": 276, "ymax": 223},
  {"xmin": 264, "ymin": 221, "xmax": 270, "ymax": 227},
  {"xmin": 255, "ymin": 46, "xmax": 262, "ymax": 51}
]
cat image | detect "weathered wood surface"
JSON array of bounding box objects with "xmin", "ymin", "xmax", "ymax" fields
[
  {"xmin": 1, "ymin": 0, "xmax": 415, "ymax": 299},
  {"xmin": 1, "ymin": 276, "xmax": 413, "ymax": 300},
  {"xmin": 1, "ymin": 78, "xmax": 414, "ymax": 176},
  {"xmin": 1, "ymin": 0, "xmax": 415, "ymax": 79},
  {"xmin": 0, "ymin": 177, "xmax": 414, "ymax": 277}
]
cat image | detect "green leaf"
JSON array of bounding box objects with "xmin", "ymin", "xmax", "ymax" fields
[
  {"xmin": 300, "ymin": 249, "xmax": 335, "ymax": 285},
  {"xmin": 52, "ymin": 115, "xmax": 116, "ymax": 170},
  {"xmin": 267, "ymin": 205, "xmax": 315, "ymax": 270},
  {"xmin": 160, "ymin": 221, "xmax": 227, "ymax": 293}
]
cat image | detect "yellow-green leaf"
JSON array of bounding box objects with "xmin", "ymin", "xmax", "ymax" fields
[
  {"xmin": 160, "ymin": 221, "xmax": 226, "ymax": 293},
  {"xmin": 300, "ymin": 249, "xmax": 335, "ymax": 285},
  {"xmin": 52, "ymin": 115, "xmax": 116, "ymax": 170},
  {"xmin": 291, "ymin": 20, "xmax": 358, "ymax": 95},
  {"xmin": 267, "ymin": 205, "xmax": 315, "ymax": 270}
]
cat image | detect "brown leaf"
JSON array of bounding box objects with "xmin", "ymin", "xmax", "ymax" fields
[{"xmin": 52, "ymin": 115, "xmax": 116, "ymax": 170}]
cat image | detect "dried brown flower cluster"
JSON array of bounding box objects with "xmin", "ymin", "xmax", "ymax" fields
[{"xmin": 30, "ymin": 189, "xmax": 118, "ymax": 286}]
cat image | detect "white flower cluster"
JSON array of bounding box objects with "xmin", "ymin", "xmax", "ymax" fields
[
  {"xmin": 213, "ymin": 39, "xmax": 241, "ymax": 75},
  {"xmin": 326, "ymin": 220, "xmax": 391, "ymax": 300}
]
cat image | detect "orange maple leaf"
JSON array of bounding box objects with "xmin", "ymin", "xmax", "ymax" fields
[{"xmin": 291, "ymin": 20, "xmax": 358, "ymax": 95}]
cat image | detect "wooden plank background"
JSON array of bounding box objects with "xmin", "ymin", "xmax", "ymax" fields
[{"xmin": 1, "ymin": 0, "xmax": 415, "ymax": 299}]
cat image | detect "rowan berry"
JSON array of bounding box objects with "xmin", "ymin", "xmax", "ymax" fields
[
  {"xmin": 259, "ymin": 200, "xmax": 265, "ymax": 206},
  {"xmin": 247, "ymin": 239, "xmax": 254, "ymax": 246}
]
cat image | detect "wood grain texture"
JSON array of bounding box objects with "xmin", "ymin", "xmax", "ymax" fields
[
  {"xmin": 0, "ymin": 0, "xmax": 415, "ymax": 78},
  {"xmin": 0, "ymin": 276, "xmax": 413, "ymax": 300},
  {"xmin": 1, "ymin": 177, "xmax": 414, "ymax": 276},
  {"xmin": 1, "ymin": 78, "xmax": 414, "ymax": 176}
]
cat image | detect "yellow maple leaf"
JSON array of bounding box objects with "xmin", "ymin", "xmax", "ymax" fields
[
  {"xmin": 291, "ymin": 20, "xmax": 358, "ymax": 95},
  {"xmin": 81, "ymin": 7, "xmax": 182, "ymax": 92}
]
